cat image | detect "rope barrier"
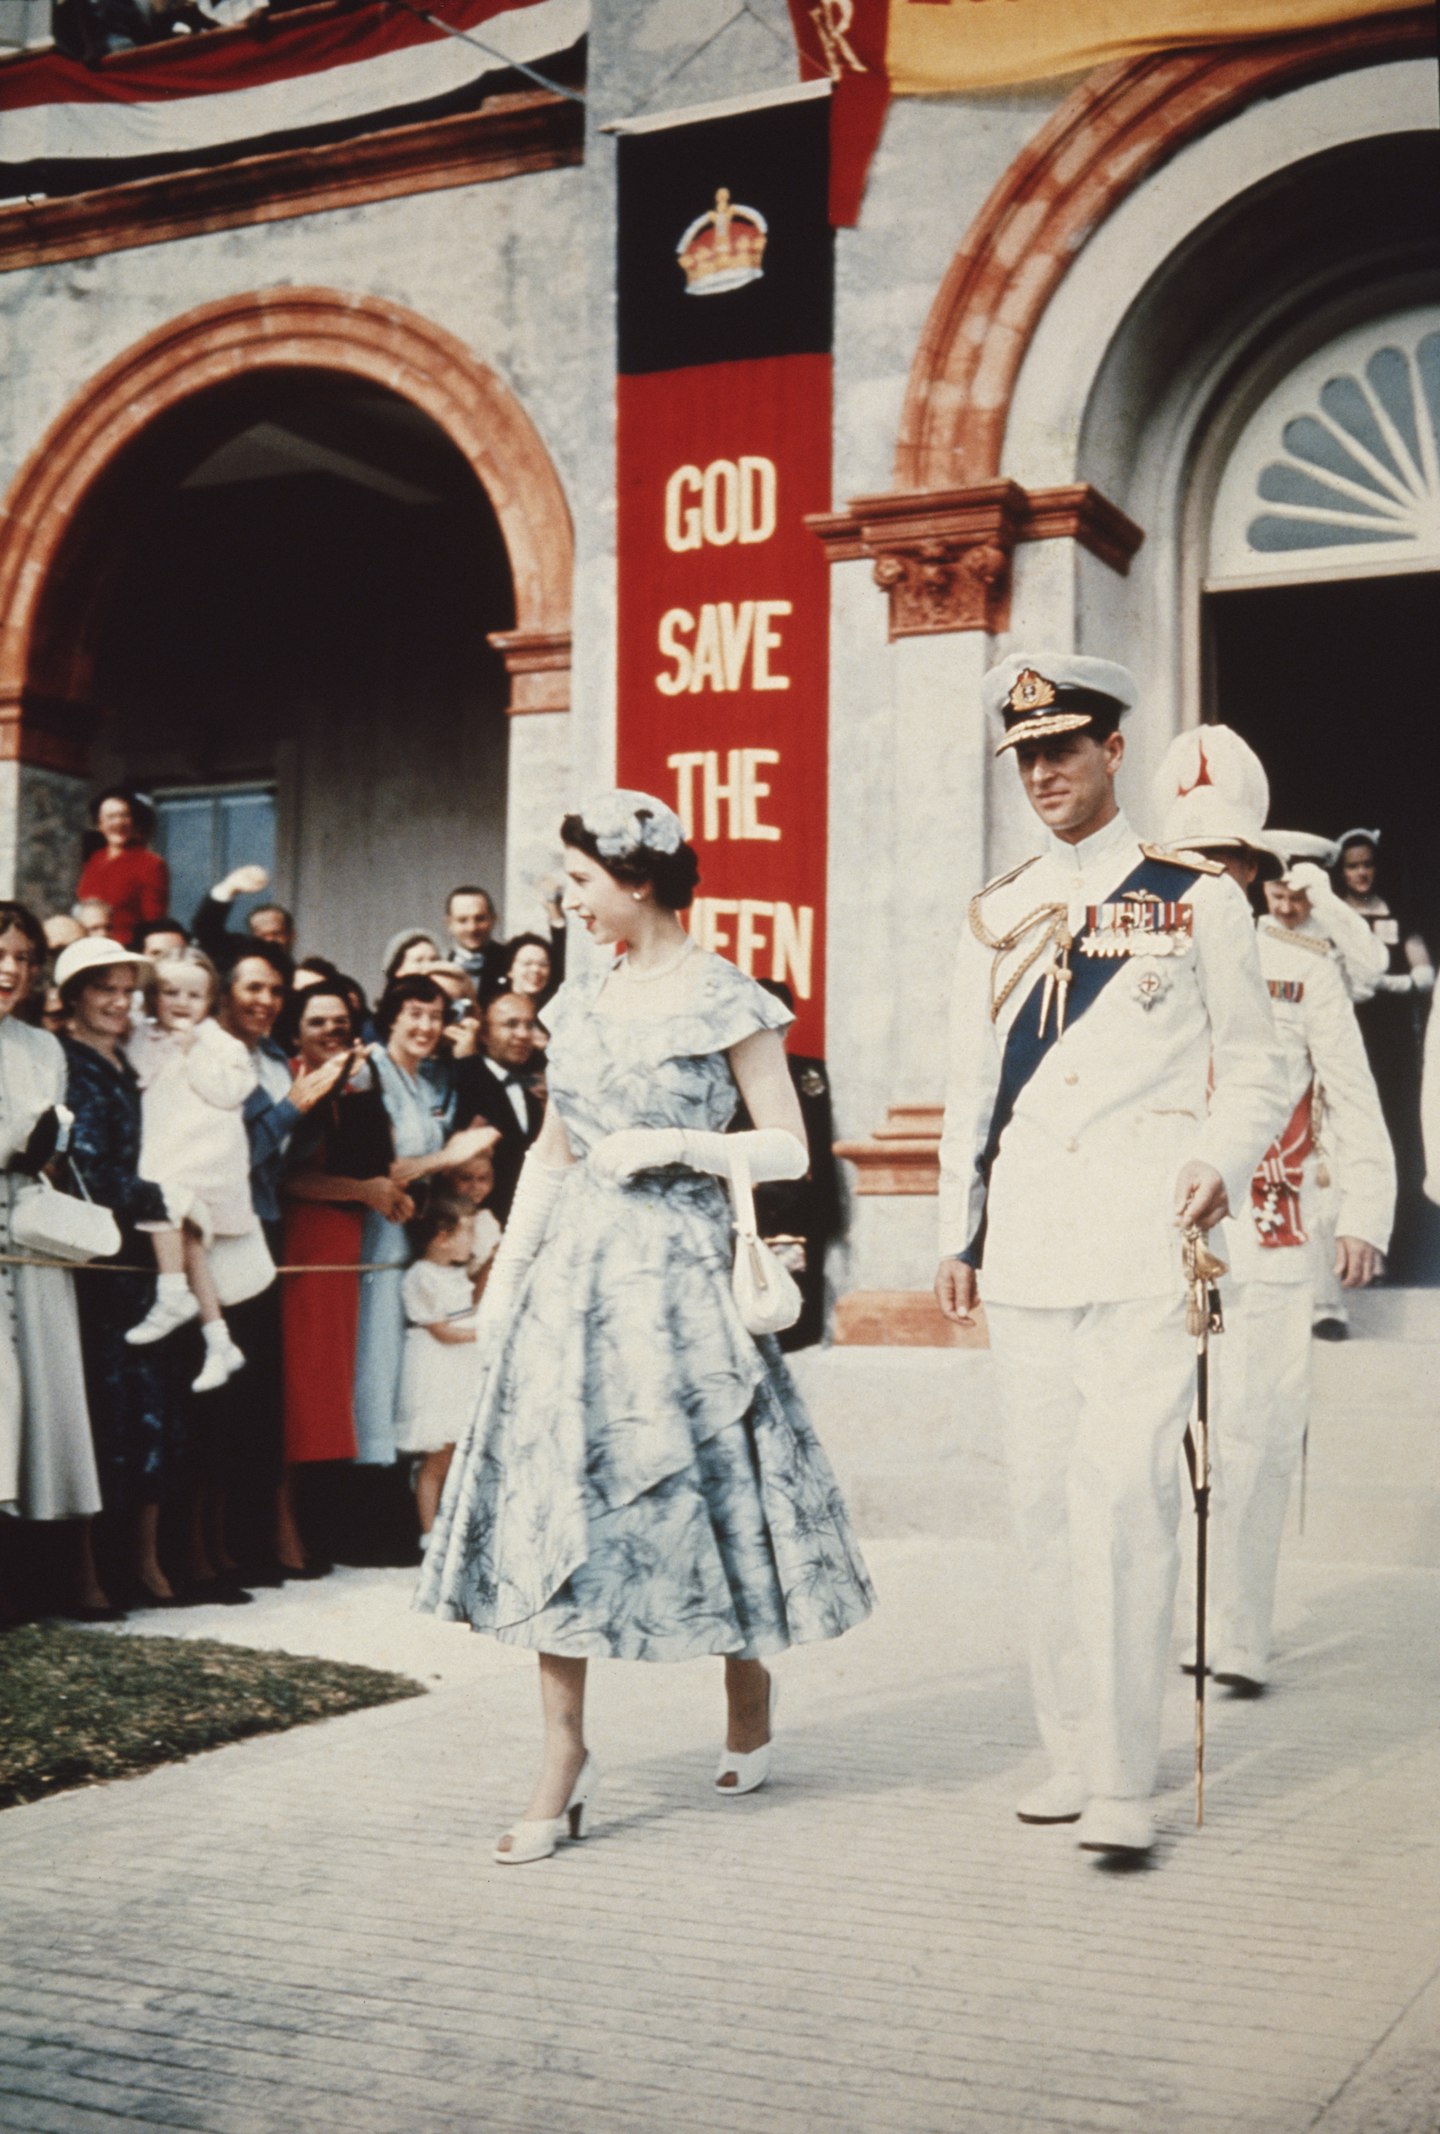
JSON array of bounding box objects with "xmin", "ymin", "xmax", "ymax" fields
[{"xmin": 0, "ymin": 1254, "xmax": 408, "ymax": 1275}]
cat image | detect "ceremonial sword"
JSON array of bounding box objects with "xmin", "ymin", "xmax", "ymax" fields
[{"xmin": 1181, "ymin": 1227, "xmax": 1226, "ymax": 1829}]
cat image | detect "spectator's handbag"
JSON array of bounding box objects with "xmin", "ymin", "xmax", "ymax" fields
[
  {"xmin": 728, "ymin": 1144, "xmax": 802, "ymax": 1338},
  {"xmin": 11, "ymin": 1159, "xmax": 121, "ymax": 1266}
]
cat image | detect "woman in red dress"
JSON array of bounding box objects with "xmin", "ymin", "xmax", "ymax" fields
[
  {"xmin": 75, "ymin": 789, "xmax": 170, "ymax": 950},
  {"xmin": 276, "ymin": 984, "xmax": 410, "ymax": 1574}
]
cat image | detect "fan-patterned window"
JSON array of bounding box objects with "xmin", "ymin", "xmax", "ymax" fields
[{"xmin": 1209, "ymin": 308, "xmax": 1440, "ymax": 583}]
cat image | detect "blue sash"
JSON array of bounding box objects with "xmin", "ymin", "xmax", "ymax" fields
[{"xmin": 959, "ymin": 851, "xmax": 1204, "ymax": 1266}]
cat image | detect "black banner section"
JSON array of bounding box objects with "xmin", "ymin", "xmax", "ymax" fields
[{"xmin": 617, "ymin": 94, "xmax": 833, "ymax": 378}]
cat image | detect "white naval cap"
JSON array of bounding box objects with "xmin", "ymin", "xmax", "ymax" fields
[
  {"xmin": 983, "ymin": 651, "xmax": 1137, "ymax": 756},
  {"xmin": 1153, "ymin": 725, "xmax": 1285, "ymax": 877}
]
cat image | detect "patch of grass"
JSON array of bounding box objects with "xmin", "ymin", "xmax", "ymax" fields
[{"xmin": 0, "ymin": 1623, "xmax": 425, "ymax": 1809}]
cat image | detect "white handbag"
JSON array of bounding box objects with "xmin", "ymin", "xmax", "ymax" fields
[
  {"xmin": 10, "ymin": 1161, "xmax": 121, "ymax": 1266},
  {"xmin": 727, "ymin": 1144, "xmax": 802, "ymax": 1338},
  {"xmin": 209, "ymin": 1225, "xmax": 277, "ymax": 1307}
]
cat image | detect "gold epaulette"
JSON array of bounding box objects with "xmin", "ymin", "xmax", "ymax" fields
[
  {"xmin": 967, "ymin": 855, "xmax": 1039, "ymax": 944},
  {"xmin": 1140, "ymin": 841, "xmax": 1226, "ymax": 876},
  {"xmin": 1260, "ymin": 919, "xmax": 1331, "ymax": 956},
  {"xmin": 968, "ymin": 855, "xmax": 1041, "ymax": 945}
]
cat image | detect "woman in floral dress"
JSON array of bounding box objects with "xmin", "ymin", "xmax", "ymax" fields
[{"xmin": 417, "ymin": 792, "xmax": 873, "ymax": 1862}]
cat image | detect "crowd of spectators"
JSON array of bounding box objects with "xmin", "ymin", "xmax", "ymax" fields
[{"xmin": 0, "ymin": 796, "xmax": 572, "ymax": 1627}]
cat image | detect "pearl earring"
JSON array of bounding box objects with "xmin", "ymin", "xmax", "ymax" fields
[{"xmin": 632, "ymin": 892, "xmax": 643, "ymax": 902}]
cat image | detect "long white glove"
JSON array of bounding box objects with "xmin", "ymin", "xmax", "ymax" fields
[
  {"xmin": 588, "ymin": 1126, "xmax": 807, "ymax": 1186},
  {"xmin": 1286, "ymin": 862, "xmax": 1388, "ymax": 1000},
  {"xmin": 474, "ymin": 1153, "xmax": 566, "ymax": 1343}
]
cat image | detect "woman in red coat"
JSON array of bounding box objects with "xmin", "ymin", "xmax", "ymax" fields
[
  {"xmin": 74, "ymin": 789, "xmax": 169, "ymax": 950},
  {"xmin": 277, "ymin": 984, "xmax": 411, "ymax": 1574}
]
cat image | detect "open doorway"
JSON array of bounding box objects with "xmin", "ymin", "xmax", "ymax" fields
[
  {"xmin": 1208, "ymin": 568, "xmax": 1439, "ymax": 1281},
  {"xmin": 1207, "ymin": 571, "xmax": 1438, "ymax": 937},
  {"xmin": 84, "ymin": 370, "xmax": 515, "ymax": 993}
]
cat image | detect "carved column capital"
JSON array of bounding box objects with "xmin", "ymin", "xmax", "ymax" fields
[{"xmin": 808, "ymin": 480, "xmax": 1143, "ymax": 638}]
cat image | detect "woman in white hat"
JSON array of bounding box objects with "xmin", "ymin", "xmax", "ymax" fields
[{"xmin": 0, "ymin": 904, "xmax": 104, "ymax": 1614}]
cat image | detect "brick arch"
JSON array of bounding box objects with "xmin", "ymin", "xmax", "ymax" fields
[
  {"xmin": 0, "ymin": 286, "xmax": 574, "ymax": 766},
  {"xmin": 895, "ymin": 9, "xmax": 1436, "ymax": 494}
]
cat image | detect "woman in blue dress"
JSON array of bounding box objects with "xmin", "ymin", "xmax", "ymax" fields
[
  {"xmin": 353, "ymin": 974, "xmax": 494, "ymax": 1469},
  {"xmin": 417, "ymin": 792, "xmax": 874, "ymax": 1863}
]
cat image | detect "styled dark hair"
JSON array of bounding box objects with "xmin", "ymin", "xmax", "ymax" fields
[
  {"xmin": 503, "ymin": 931, "xmax": 552, "ymax": 971},
  {"xmin": 407, "ymin": 1187, "xmax": 471, "ymax": 1259},
  {"xmin": 277, "ymin": 982, "xmax": 353, "ymax": 1057},
  {"xmin": 89, "ymin": 785, "xmax": 155, "ymax": 839},
  {"xmin": 336, "ymin": 972, "xmax": 369, "ymax": 1028},
  {"xmin": 0, "ymin": 901, "xmax": 48, "ymax": 967},
  {"xmin": 220, "ymin": 938, "xmax": 294, "ymax": 988},
  {"xmin": 559, "ymin": 815, "xmax": 701, "ymax": 912},
  {"xmin": 294, "ymin": 954, "xmax": 341, "ymax": 988},
  {"xmin": 137, "ymin": 916, "xmax": 189, "ymax": 950},
  {"xmin": 446, "ymin": 885, "xmax": 494, "ymax": 915},
  {"xmin": 375, "ymin": 972, "xmax": 448, "ymax": 1042}
]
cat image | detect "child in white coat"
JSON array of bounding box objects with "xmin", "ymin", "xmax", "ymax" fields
[
  {"xmin": 125, "ymin": 948, "xmax": 258, "ymax": 1392},
  {"xmin": 397, "ymin": 1187, "xmax": 499, "ymax": 1536}
]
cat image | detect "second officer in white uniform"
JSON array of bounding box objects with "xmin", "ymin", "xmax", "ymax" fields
[
  {"xmin": 1156, "ymin": 728, "xmax": 1395, "ymax": 1692},
  {"xmin": 936, "ymin": 658, "xmax": 1285, "ymax": 1857}
]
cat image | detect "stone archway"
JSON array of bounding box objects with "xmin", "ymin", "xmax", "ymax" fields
[
  {"xmin": 894, "ymin": 10, "xmax": 1435, "ymax": 496},
  {"xmin": 0, "ymin": 286, "xmax": 574, "ymax": 775},
  {"xmin": 820, "ymin": 13, "xmax": 1436, "ymax": 1341}
]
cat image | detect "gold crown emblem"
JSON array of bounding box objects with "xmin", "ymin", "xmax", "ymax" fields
[
  {"xmin": 1008, "ymin": 668, "xmax": 1057, "ymax": 714},
  {"xmin": 677, "ymin": 189, "xmax": 768, "ymax": 297}
]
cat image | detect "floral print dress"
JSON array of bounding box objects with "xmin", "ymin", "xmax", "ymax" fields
[{"xmin": 416, "ymin": 955, "xmax": 874, "ymax": 1661}]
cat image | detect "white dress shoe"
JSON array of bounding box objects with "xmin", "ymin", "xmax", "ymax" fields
[
  {"xmin": 1077, "ymin": 1798, "xmax": 1155, "ymax": 1856},
  {"xmin": 1015, "ymin": 1775, "xmax": 1085, "ymax": 1824},
  {"xmin": 126, "ymin": 1286, "xmax": 200, "ymax": 1345},
  {"xmin": 715, "ymin": 1676, "xmax": 778, "ymax": 1796},
  {"xmin": 494, "ymin": 1755, "xmax": 598, "ymax": 1865}
]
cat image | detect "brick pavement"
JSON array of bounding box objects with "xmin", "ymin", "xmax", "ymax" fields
[{"xmin": 2, "ymin": 1530, "xmax": 1437, "ymax": 2134}]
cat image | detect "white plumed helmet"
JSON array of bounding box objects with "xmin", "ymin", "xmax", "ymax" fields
[{"xmin": 1153, "ymin": 725, "xmax": 1284, "ymax": 876}]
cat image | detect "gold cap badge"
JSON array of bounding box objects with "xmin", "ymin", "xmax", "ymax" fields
[{"xmin": 1008, "ymin": 669, "xmax": 1057, "ymax": 714}]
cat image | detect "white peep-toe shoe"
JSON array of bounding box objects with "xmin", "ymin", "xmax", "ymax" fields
[
  {"xmin": 493, "ymin": 1755, "xmax": 599, "ymax": 1865},
  {"xmin": 715, "ymin": 1678, "xmax": 779, "ymax": 1797}
]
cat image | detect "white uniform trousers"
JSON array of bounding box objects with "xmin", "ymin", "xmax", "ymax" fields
[
  {"xmin": 1207, "ymin": 1279, "xmax": 1312, "ymax": 1683},
  {"xmin": 986, "ymin": 1294, "xmax": 1192, "ymax": 1802},
  {"xmin": 1308, "ymin": 1178, "xmax": 1348, "ymax": 1329}
]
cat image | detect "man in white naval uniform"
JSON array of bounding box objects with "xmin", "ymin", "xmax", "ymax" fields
[
  {"xmin": 1157, "ymin": 730, "xmax": 1395, "ymax": 1693},
  {"xmin": 935, "ymin": 657, "xmax": 1285, "ymax": 1857}
]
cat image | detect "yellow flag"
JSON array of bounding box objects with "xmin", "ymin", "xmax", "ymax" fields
[{"xmin": 887, "ymin": 0, "xmax": 1419, "ymax": 94}]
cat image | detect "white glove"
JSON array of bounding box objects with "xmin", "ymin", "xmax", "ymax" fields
[
  {"xmin": 1375, "ymin": 972, "xmax": 1416, "ymax": 995},
  {"xmin": 588, "ymin": 1126, "xmax": 806, "ymax": 1186},
  {"xmin": 474, "ymin": 1154, "xmax": 566, "ymax": 1345},
  {"xmin": 1413, "ymin": 963, "xmax": 1435, "ymax": 994},
  {"xmin": 1286, "ymin": 861, "xmax": 1333, "ymax": 907}
]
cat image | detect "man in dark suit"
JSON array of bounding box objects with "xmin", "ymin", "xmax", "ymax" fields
[
  {"xmin": 444, "ymin": 880, "xmax": 568, "ymax": 1003},
  {"xmin": 453, "ymin": 991, "xmax": 544, "ymax": 1223}
]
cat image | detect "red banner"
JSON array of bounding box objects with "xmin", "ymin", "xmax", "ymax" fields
[{"xmin": 615, "ymin": 96, "xmax": 834, "ymax": 1056}]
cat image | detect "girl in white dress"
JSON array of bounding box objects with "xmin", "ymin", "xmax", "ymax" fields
[
  {"xmin": 397, "ymin": 1191, "xmax": 499, "ymax": 1534},
  {"xmin": 124, "ymin": 948, "xmax": 258, "ymax": 1393}
]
